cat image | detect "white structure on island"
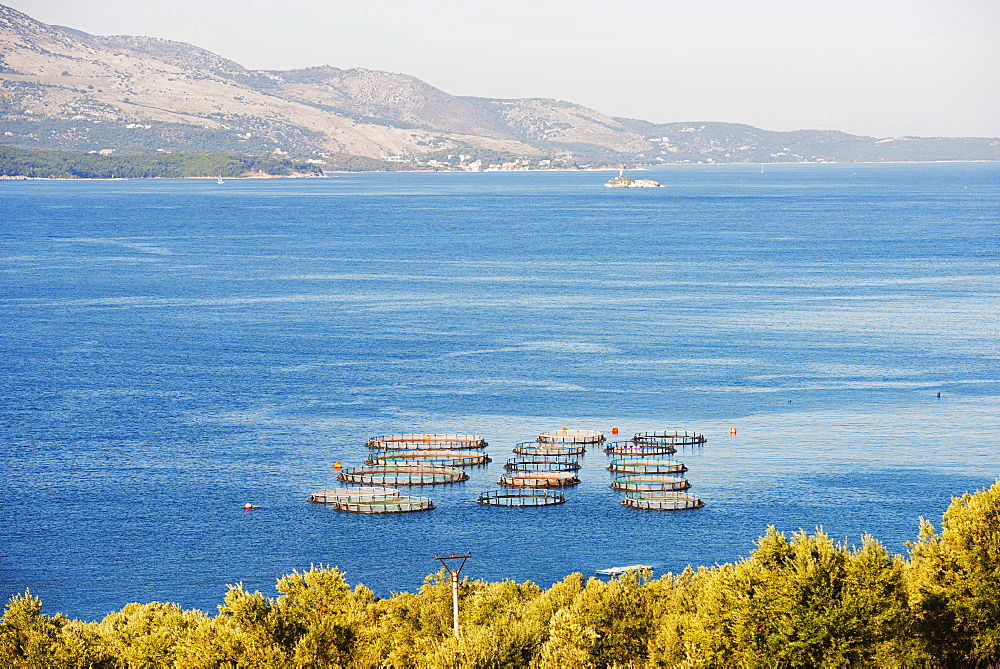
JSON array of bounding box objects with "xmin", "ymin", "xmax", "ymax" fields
[{"xmin": 605, "ymin": 168, "xmax": 661, "ymax": 188}]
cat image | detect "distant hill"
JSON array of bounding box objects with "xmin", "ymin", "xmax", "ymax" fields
[
  {"xmin": 613, "ymin": 119, "xmax": 1000, "ymax": 164},
  {"xmin": 1, "ymin": 4, "xmax": 998, "ymax": 169}
]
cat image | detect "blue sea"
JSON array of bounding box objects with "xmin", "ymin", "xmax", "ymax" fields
[{"xmin": 1, "ymin": 163, "xmax": 998, "ymax": 621}]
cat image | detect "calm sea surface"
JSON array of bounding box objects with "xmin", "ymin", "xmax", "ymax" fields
[{"xmin": 1, "ymin": 163, "xmax": 998, "ymax": 621}]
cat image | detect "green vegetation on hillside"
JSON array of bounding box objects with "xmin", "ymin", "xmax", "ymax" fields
[
  {"xmin": 320, "ymin": 153, "xmax": 420, "ymax": 172},
  {"xmin": 4, "ymin": 482, "xmax": 1000, "ymax": 667},
  {"xmin": 0, "ymin": 113, "xmax": 323, "ymax": 155},
  {"xmin": 0, "ymin": 146, "xmax": 324, "ymax": 178}
]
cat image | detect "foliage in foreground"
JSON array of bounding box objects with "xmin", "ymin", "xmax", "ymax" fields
[{"xmin": 4, "ymin": 482, "xmax": 1000, "ymax": 668}]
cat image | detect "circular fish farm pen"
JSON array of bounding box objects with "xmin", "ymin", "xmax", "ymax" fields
[
  {"xmin": 476, "ymin": 489, "xmax": 567, "ymax": 507},
  {"xmin": 622, "ymin": 492, "xmax": 705, "ymax": 511},
  {"xmin": 365, "ymin": 434, "xmax": 488, "ymax": 450},
  {"xmin": 514, "ymin": 442, "xmax": 587, "ymax": 456},
  {"xmin": 610, "ymin": 475, "xmax": 691, "ymax": 492},
  {"xmin": 499, "ymin": 471, "xmax": 581, "ymax": 488},
  {"xmin": 307, "ymin": 487, "xmax": 401, "ymax": 504},
  {"xmin": 336, "ymin": 496, "xmax": 436, "ymax": 513},
  {"xmin": 632, "ymin": 431, "xmax": 706, "ymax": 447},
  {"xmin": 607, "ymin": 459, "xmax": 687, "ymax": 474},
  {"xmin": 366, "ymin": 450, "xmax": 491, "ymax": 467},
  {"xmin": 603, "ymin": 441, "xmax": 677, "ymax": 456},
  {"xmin": 504, "ymin": 458, "xmax": 581, "ymax": 472},
  {"xmin": 537, "ymin": 429, "xmax": 605, "ymax": 444},
  {"xmin": 337, "ymin": 465, "xmax": 469, "ymax": 486}
]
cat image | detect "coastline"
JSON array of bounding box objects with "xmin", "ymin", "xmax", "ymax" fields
[{"xmin": 3, "ymin": 160, "xmax": 997, "ymax": 181}]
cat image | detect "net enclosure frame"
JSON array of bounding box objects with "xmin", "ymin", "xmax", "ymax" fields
[
  {"xmin": 632, "ymin": 431, "xmax": 706, "ymax": 446},
  {"xmin": 499, "ymin": 471, "xmax": 580, "ymax": 488},
  {"xmin": 607, "ymin": 458, "xmax": 687, "ymax": 474},
  {"xmin": 308, "ymin": 487, "xmax": 400, "ymax": 504},
  {"xmin": 337, "ymin": 465, "xmax": 469, "ymax": 485},
  {"xmin": 476, "ymin": 489, "xmax": 567, "ymax": 507},
  {"xmin": 335, "ymin": 496, "xmax": 435, "ymax": 513},
  {"xmin": 610, "ymin": 474, "xmax": 691, "ymax": 492},
  {"xmin": 622, "ymin": 492, "xmax": 705, "ymax": 510},
  {"xmin": 365, "ymin": 434, "xmax": 487, "ymax": 450},
  {"xmin": 366, "ymin": 449, "xmax": 491, "ymax": 467},
  {"xmin": 603, "ymin": 441, "xmax": 676, "ymax": 456},
  {"xmin": 537, "ymin": 429, "xmax": 605, "ymax": 444},
  {"xmin": 504, "ymin": 458, "xmax": 580, "ymax": 472},
  {"xmin": 514, "ymin": 442, "xmax": 587, "ymax": 456},
  {"xmin": 505, "ymin": 453, "xmax": 580, "ymax": 468}
]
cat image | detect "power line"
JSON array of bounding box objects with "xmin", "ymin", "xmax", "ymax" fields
[{"xmin": 434, "ymin": 552, "xmax": 471, "ymax": 638}]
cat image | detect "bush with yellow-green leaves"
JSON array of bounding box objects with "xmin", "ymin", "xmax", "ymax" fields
[{"xmin": 5, "ymin": 482, "xmax": 1000, "ymax": 668}]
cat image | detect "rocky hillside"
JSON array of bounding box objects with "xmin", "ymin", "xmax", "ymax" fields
[
  {"xmin": 466, "ymin": 97, "xmax": 652, "ymax": 154},
  {"xmin": 0, "ymin": 4, "xmax": 532, "ymax": 161},
  {"xmin": 1, "ymin": 4, "xmax": 998, "ymax": 167},
  {"xmin": 267, "ymin": 67, "xmax": 516, "ymax": 140}
]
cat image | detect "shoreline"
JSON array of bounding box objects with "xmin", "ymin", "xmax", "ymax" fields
[{"xmin": 2, "ymin": 160, "xmax": 997, "ymax": 181}]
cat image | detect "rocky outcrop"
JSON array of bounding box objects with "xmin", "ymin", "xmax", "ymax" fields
[{"xmin": 605, "ymin": 173, "xmax": 661, "ymax": 188}]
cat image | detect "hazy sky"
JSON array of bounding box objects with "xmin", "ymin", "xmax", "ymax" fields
[{"xmin": 9, "ymin": 0, "xmax": 1000, "ymax": 137}]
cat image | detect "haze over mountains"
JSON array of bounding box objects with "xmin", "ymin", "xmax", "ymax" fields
[{"xmin": 2, "ymin": 4, "xmax": 998, "ymax": 168}]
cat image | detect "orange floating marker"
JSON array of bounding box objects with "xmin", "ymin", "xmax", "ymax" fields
[
  {"xmin": 333, "ymin": 462, "xmax": 342, "ymax": 469},
  {"xmin": 611, "ymin": 427, "xmax": 619, "ymax": 435},
  {"xmin": 729, "ymin": 428, "xmax": 737, "ymax": 435}
]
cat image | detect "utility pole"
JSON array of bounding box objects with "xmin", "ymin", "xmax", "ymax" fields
[{"xmin": 434, "ymin": 552, "xmax": 471, "ymax": 638}]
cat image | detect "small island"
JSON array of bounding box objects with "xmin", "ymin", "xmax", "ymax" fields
[{"xmin": 604, "ymin": 170, "xmax": 661, "ymax": 188}]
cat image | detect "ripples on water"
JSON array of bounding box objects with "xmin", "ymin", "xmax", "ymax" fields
[{"xmin": 1, "ymin": 163, "xmax": 998, "ymax": 620}]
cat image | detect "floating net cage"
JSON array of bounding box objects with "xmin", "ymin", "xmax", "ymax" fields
[
  {"xmin": 603, "ymin": 441, "xmax": 677, "ymax": 456},
  {"xmin": 514, "ymin": 442, "xmax": 587, "ymax": 456},
  {"xmin": 476, "ymin": 489, "xmax": 567, "ymax": 507},
  {"xmin": 366, "ymin": 449, "xmax": 491, "ymax": 467},
  {"xmin": 537, "ymin": 429, "xmax": 605, "ymax": 444},
  {"xmin": 507, "ymin": 453, "xmax": 580, "ymax": 465},
  {"xmin": 607, "ymin": 459, "xmax": 687, "ymax": 474},
  {"xmin": 336, "ymin": 496, "xmax": 435, "ymax": 513},
  {"xmin": 504, "ymin": 458, "xmax": 580, "ymax": 472},
  {"xmin": 610, "ymin": 475, "xmax": 691, "ymax": 492},
  {"xmin": 307, "ymin": 487, "xmax": 401, "ymax": 504},
  {"xmin": 622, "ymin": 492, "xmax": 704, "ymax": 511},
  {"xmin": 499, "ymin": 471, "xmax": 580, "ymax": 488},
  {"xmin": 337, "ymin": 465, "xmax": 469, "ymax": 486},
  {"xmin": 632, "ymin": 431, "xmax": 706, "ymax": 447},
  {"xmin": 365, "ymin": 434, "xmax": 487, "ymax": 450}
]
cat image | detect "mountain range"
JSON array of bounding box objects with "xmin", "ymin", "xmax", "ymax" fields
[{"xmin": 2, "ymin": 4, "xmax": 998, "ymax": 169}]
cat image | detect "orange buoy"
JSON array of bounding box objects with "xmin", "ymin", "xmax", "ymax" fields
[
  {"xmin": 333, "ymin": 462, "xmax": 342, "ymax": 469},
  {"xmin": 611, "ymin": 427, "xmax": 619, "ymax": 435},
  {"xmin": 729, "ymin": 428, "xmax": 737, "ymax": 435}
]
